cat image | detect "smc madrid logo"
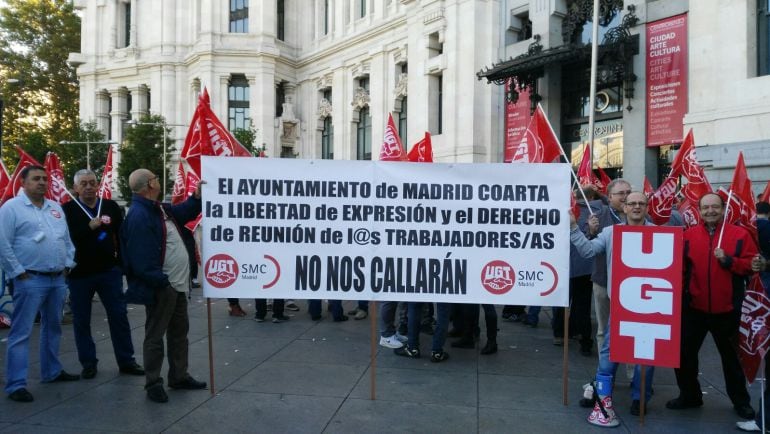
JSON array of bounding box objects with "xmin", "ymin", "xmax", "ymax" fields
[
  {"xmin": 481, "ymin": 260, "xmax": 515, "ymax": 295},
  {"xmin": 205, "ymin": 254, "xmax": 239, "ymax": 288}
]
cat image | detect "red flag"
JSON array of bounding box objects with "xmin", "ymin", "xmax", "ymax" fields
[
  {"xmin": 576, "ymin": 144, "xmax": 597, "ymax": 187},
  {"xmin": 670, "ymin": 129, "xmax": 712, "ymax": 203},
  {"xmin": 0, "ymin": 161, "xmax": 9, "ymax": 200},
  {"xmin": 2, "ymin": 147, "xmax": 43, "ymax": 204},
  {"xmin": 739, "ymin": 275, "xmax": 770, "ymax": 383},
  {"xmin": 171, "ymin": 161, "xmax": 187, "ymax": 205},
  {"xmin": 185, "ymin": 213, "xmax": 202, "ymax": 233},
  {"xmin": 570, "ymin": 192, "xmax": 580, "ymax": 221},
  {"xmin": 43, "ymin": 152, "xmax": 70, "ymax": 204},
  {"xmin": 643, "ymin": 176, "xmax": 654, "ymax": 198},
  {"xmin": 760, "ymin": 180, "xmax": 770, "ymax": 203},
  {"xmin": 510, "ymin": 104, "xmax": 563, "ymax": 164},
  {"xmin": 185, "ymin": 171, "xmax": 200, "ymax": 197},
  {"xmin": 596, "ymin": 167, "xmax": 611, "ymax": 195},
  {"xmin": 648, "ymin": 175, "xmax": 678, "ymax": 225},
  {"xmin": 729, "ymin": 152, "xmax": 757, "ymax": 240},
  {"xmin": 97, "ymin": 145, "xmax": 114, "ymax": 200},
  {"xmin": 379, "ymin": 113, "xmax": 407, "ymax": 161},
  {"xmin": 679, "ymin": 197, "xmax": 702, "ymax": 228},
  {"xmin": 407, "ymin": 132, "xmax": 433, "ymax": 163},
  {"xmin": 181, "ymin": 88, "xmax": 252, "ymax": 176}
]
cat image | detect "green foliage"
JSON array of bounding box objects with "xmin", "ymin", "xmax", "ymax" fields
[
  {"xmin": 232, "ymin": 124, "xmax": 258, "ymax": 155},
  {"xmin": 117, "ymin": 115, "xmax": 174, "ymax": 202},
  {"xmin": 0, "ymin": 0, "xmax": 80, "ymax": 168},
  {"xmin": 56, "ymin": 121, "xmax": 108, "ymax": 183}
]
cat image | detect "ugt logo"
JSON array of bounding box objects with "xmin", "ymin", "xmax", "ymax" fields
[
  {"xmin": 205, "ymin": 254, "xmax": 239, "ymax": 288},
  {"xmin": 481, "ymin": 260, "xmax": 515, "ymax": 295}
]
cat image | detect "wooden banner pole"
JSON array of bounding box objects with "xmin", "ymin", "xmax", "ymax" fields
[
  {"xmin": 639, "ymin": 366, "xmax": 646, "ymax": 426},
  {"xmin": 370, "ymin": 301, "xmax": 377, "ymax": 400},
  {"xmin": 562, "ymin": 307, "xmax": 570, "ymax": 406},
  {"xmin": 207, "ymin": 298, "xmax": 215, "ymax": 396}
]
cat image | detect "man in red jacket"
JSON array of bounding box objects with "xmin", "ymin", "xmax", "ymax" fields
[{"xmin": 666, "ymin": 192, "xmax": 757, "ymax": 420}]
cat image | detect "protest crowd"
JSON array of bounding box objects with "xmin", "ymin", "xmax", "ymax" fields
[{"xmin": 2, "ymin": 93, "xmax": 770, "ymax": 434}]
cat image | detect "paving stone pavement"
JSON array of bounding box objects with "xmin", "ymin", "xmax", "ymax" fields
[{"xmin": 0, "ymin": 295, "xmax": 766, "ymax": 433}]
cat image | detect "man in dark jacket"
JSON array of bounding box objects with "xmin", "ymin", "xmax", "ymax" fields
[
  {"xmin": 121, "ymin": 168, "xmax": 205, "ymax": 403},
  {"xmin": 666, "ymin": 192, "xmax": 758, "ymax": 420},
  {"xmin": 63, "ymin": 169, "xmax": 144, "ymax": 379}
]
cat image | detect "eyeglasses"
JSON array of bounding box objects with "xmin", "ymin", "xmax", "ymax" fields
[
  {"xmin": 625, "ymin": 201, "xmax": 647, "ymax": 208},
  {"xmin": 611, "ymin": 190, "xmax": 632, "ymax": 196}
]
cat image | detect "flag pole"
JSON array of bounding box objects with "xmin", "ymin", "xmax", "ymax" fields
[
  {"xmin": 64, "ymin": 189, "xmax": 95, "ymax": 219},
  {"xmin": 717, "ymin": 189, "xmax": 733, "ymax": 249},
  {"xmin": 587, "ymin": 0, "xmax": 600, "ymax": 170}
]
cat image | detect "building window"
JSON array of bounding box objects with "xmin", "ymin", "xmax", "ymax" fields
[
  {"xmin": 428, "ymin": 32, "xmax": 443, "ymax": 58},
  {"xmin": 126, "ymin": 91, "xmax": 132, "ymax": 120},
  {"xmin": 321, "ymin": 117, "xmax": 334, "ymax": 159},
  {"xmin": 146, "ymin": 89, "xmax": 151, "ymax": 112},
  {"xmin": 228, "ymin": 75, "xmax": 250, "ymax": 131},
  {"xmin": 323, "ymin": 0, "xmax": 330, "ymax": 35},
  {"xmin": 507, "ymin": 10, "xmax": 532, "ymax": 44},
  {"xmin": 229, "ymin": 0, "xmax": 249, "ymax": 33},
  {"xmin": 276, "ymin": 82, "xmax": 285, "ymax": 117},
  {"xmin": 117, "ymin": 1, "xmax": 131, "ymax": 48},
  {"xmin": 107, "ymin": 97, "xmax": 113, "ymax": 140},
  {"xmin": 277, "ymin": 0, "xmax": 285, "ymax": 40},
  {"xmin": 429, "ymin": 75, "xmax": 443, "ymax": 135},
  {"xmin": 359, "ymin": 0, "xmax": 366, "ymax": 18},
  {"xmin": 760, "ymin": 0, "xmax": 770, "ymax": 76},
  {"xmin": 357, "ymin": 108, "xmax": 372, "ymax": 160},
  {"xmin": 359, "ymin": 77, "xmax": 369, "ymax": 92},
  {"xmin": 398, "ymin": 98, "xmax": 407, "ymax": 147}
]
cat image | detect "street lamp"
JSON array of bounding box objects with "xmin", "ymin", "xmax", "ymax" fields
[
  {"xmin": 0, "ymin": 78, "xmax": 21, "ymax": 161},
  {"xmin": 124, "ymin": 119, "xmax": 186, "ymax": 199},
  {"xmin": 59, "ymin": 140, "xmax": 118, "ymax": 170}
]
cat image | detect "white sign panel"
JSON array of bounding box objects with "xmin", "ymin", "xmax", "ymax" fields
[{"xmin": 201, "ymin": 157, "xmax": 570, "ymax": 306}]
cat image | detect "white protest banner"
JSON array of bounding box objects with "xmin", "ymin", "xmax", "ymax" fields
[{"xmin": 201, "ymin": 157, "xmax": 570, "ymax": 306}]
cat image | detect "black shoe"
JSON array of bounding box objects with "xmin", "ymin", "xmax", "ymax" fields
[
  {"xmin": 579, "ymin": 397, "xmax": 594, "ymax": 408},
  {"xmin": 451, "ymin": 338, "xmax": 475, "ymax": 349},
  {"xmin": 505, "ymin": 313, "xmax": 524, "ymax": 323},
  {"xmin": 430, "ymin": 350, "xmax": 450, "ymax": 363},
  {"xmin": 310, "ymin": 314, "xmax": 322, "ymax": 321},
  {"xmin": 7, "ymin": 388, "xmax": 33, "ymax": 402},
  {"xmin": 169, "ymin": 376, "xmax": 207, "ymax": 390},
  {"xmin": 735, "ymin": 404, "xmax": 756, "ymax": 420},
  {"xmin": 119, "ymin": 361, "xmax": 145, "ymax": 376},
  {"xmin": 480, "ymin": 341, "xmax": 498, "ymax": 355},
  {"xmin": 630, "ymin": 399, "xmax": 647, "ymax": 416},
  {"xmin": 333, "ymin": 315, "xmax": 349, "ymax": 322},
  {"xmin": 394, "ymin": 346, "xmax": 421, "ymax": 358},
  {"xmin": 51, "ymin": 371, "xmax": 80, "ymax": 382},
  {"xmin": 81, "ymin": 366, "xmax": 98, "ymax": 379},
  {"xmin": 665, "ymin": 396, "xmax": 703, "ymax": 410},
  {"xmin": 447, "ymin": 328, "xmax": 462, "ymax": 338},
  {"xmin": 272, "ymin": 314, "xmax": 290, "ymax": 323},
  {"xmin": 146, "ymin": 384, "xmax": 168, "ymax": 403},
  {"xmin": 522, "ymin": 318, "xmax": 538, "ymax": 328}
]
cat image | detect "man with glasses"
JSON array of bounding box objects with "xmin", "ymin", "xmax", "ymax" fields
[
  {"xmin": 570, "ymin": 191, "xmax": 656, "ymax": 426},
  {"xmin": 667, "ymin": 192, "xmax": 757, "ymax": 421},
  {"xmin": 62, "ymin": 169, "xmax": 144, "ymax": 380},
  {"xmin": 590, "ymin": 179, "xmax": 632, "ymax": 351},
  {"xmin": 121, "ymin": 169, "xmax": 206, "ymax": 403}
]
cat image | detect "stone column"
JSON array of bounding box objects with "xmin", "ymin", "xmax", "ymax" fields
[{"xmin": 95, "ymin": 90, "xmax": 111, "ymax": 139}]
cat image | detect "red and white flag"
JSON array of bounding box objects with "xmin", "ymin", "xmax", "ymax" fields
[
  {"xmin": 0, "ymin": 161, "xmax": 9, "ymax": 200},
  {"xmin": 185, "ymin": 171, "xmax": 200, "ymax": 198},
  {"xmin": 596, "ymin": 167, "xmax": 611, "ymax": 195},
  {"xmin": 670, "ymin": 129, "xmax": 712, "ymax": 203},
  {"xmin": 643, "ymin": 176, "xmax": 655, "ymax": 199},
  {"xmin": 728, "ymin": 152, "xmax": 757, "ymax": 240},
  {"xmin": 576, "ymin": 144, "xmax": 597, "ymax": 187},
  {"xmin": 760, "ymin": 180, "xmax": 770, "ymax": 203},
  {"xmin": 379, "ymin": 113, "xmax": 407, "ymax": 161},
  {"xmin": 181, "ymin": 88, "xmax": 252, "ymax": 176},
  {"xmin": 678, "ymin": 197, "xmax": 702, "ymax": 228},
  {"xmin": 407, "ymin": 132, "xmax": 433, "ymax": 163},
  {"xmin": 171, "ymin": 161, "xmax": 187, "ymax": 205},
  {"xmin": 510, "ymin": 104, "xmax": 563, "ymax": 164},
  {"xmin": 648, "ymin": 175, "xmax": 678, "ymax": 225},
  {"xmin": 43, "ymin": 152, "xmax": 70, "ymax": 204},
  {"xmin": 739, "ymin": 274, "xmax": 770, "ymax": 383},
  {"xmin": 2, "ymin": 147, "xmax": 43, "ymax": 204},
  {"xmin": 97, "ymin": 145, "xmax": 114, "ymax": 199}
]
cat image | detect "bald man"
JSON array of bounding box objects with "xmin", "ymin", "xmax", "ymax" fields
[{"xmin": 121, "ymin": 169, "xmax": 205, "ymax": 403}]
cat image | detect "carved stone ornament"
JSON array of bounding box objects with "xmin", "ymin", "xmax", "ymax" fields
[
  {"xmin": 394, "ymin": 73, "xmax": 408, "ymax": 99},
  {"xmin": 318, "ymin": 98, "xmax": 333, "ymax": 119},
  {"xmin": 350, "ymin": 87, "xmax": 370, "ymax": 110}
]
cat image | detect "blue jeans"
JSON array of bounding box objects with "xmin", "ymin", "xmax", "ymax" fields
[
  {"xmin": 379, "ymin": 301, "xmax": 398, "ymax": 337},
  {"xmin": 597, "ymin": 319, "xmax": 655, "ymax": 401},
  {"xmin": 308, "ymin": 300, "xmax": 343, "ymax": 320},
  {"xmin": 68, "ymin": 267, "xmax": 136, "ymax": 369},
  {"xmin": 407, "ymin": 302, "xmax": 450, "ymax": 352},
  {"xmin": 5, "ymin": 274, "xmax": 67, "ymax": 393},
  {"xmin": 357, "ymin": 300, "xmax": 369, "ymax": 312}
]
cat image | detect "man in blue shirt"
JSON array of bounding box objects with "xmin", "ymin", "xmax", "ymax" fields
[{"xmin": 0, "ymin": 165, "xmax": 80, "ymax": 402}]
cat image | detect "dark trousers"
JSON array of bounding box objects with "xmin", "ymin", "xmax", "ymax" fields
[
  {"xmin": 144, "ymin": 286, "xmax": 189, "ymax": 388},
  {"xmin": 674, "ymin": 306, "xmax": 750, "ymax": 406},
  {"xmin": 255, "ymin": 299, "xmax": 284, "ymax": 318},
  {"xmin": 552, "ymin": 274, "xmax": 593, "ymax": 347},
  {"xmin": 456, "ymin": 304, "xmax": 497, "ymax": 341},
  {"xmin": 308, "ymin": 299, "xmax": 343, "ymax": 320},
  {"xmin": 68, "ymin": 267, "xmax": 136, "ymax": 369}
]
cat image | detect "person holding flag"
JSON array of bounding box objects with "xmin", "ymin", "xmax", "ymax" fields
[
  {"xmin": 0, "ymin": 165, "xmax": 80, "ymax": 402},
  {"xmin": 62, "ymin": 169, "xmax": 144, "ymax": 380},
  {"xmin": 666, "ymin": 192, "xmax": 757, "ymax": 420}
]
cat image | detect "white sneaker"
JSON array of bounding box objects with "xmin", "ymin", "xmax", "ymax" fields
[
  {"xmin": 737, "ymin": 420, "xmax": 762, "ymax": 432},
  {"xmin": 379, "ymin": 335, "xmax": 404, "ymax": 349},
  {"xmin": 587, "ymin": 396, "xmax": 619, "ymax": 428},
  {"xmin": 394, "ymin": 332, "xmax": 408, "ymax": 343},
  {"xmin": 582, "ymin": 383, "xmax": 594, "ymax": 400}
]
